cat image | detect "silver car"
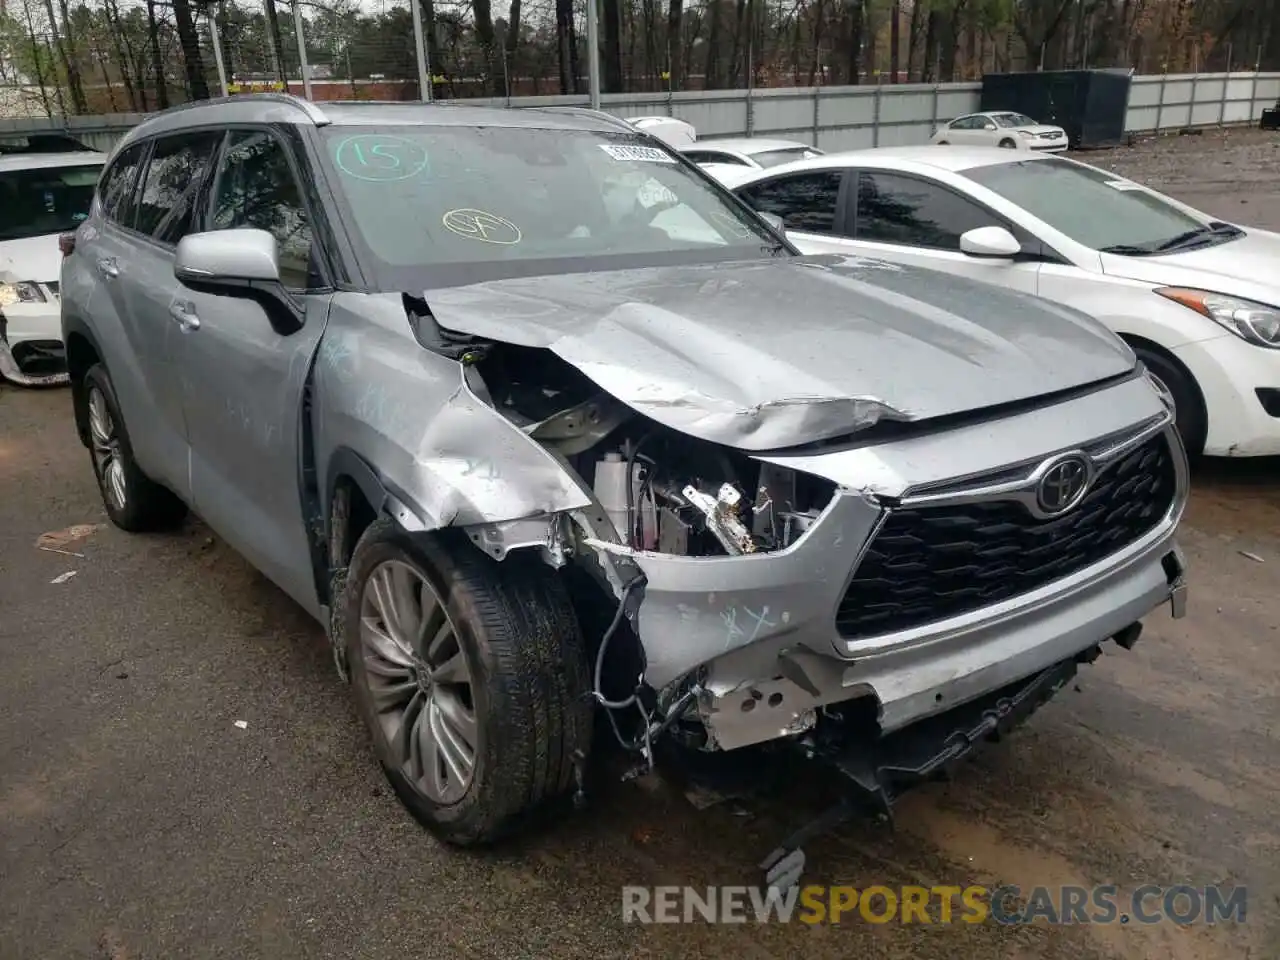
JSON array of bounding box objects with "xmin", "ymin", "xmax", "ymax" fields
[{"xmin": 61, "ymin": 95, "xmax": 1188, "ymax": 871}]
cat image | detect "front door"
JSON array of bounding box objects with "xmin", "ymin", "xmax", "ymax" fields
[
  {"xmin": 841, "ymin": 170, "xmax": 1041, "ymax": 295},
  {"xmin": 173, "ymin": 128, "xmax": 332, "ymax": 615}
]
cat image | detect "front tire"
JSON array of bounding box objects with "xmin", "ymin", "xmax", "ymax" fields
[
  {"xmin": 83, "ymin": 364, "xmax": 187, "ymax": 532},
  {"xmin": 344, "ymin": 519, "xmax": 593, "ymax": 845},
  {"xmin": 998, "ymin": 137, "xmax": 1017, "ymax": 148}
]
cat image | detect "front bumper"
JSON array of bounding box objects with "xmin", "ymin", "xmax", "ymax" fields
[
  {"xmin": 0, "ymin": 300, "xmax": 67, "ymax": 386},
  {"xmin": 1173, "ymin": 331, "xmax": 1280, "ymax": 456},
  {"xmin": 622, "ymin": 376, "xmax": 1188, "ymax": 752}
]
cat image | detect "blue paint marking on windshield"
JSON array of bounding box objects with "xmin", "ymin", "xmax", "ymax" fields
[{"xmin": 333, "ymin": 135, "xmax": 430, "ymax": 182}]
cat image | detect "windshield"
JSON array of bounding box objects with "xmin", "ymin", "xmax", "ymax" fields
[
  {"xmin": 962, "ymin": 158, "xmax": 1229, "ymax": 253},
  {"xmin": 0, "ymin": 163, "xmax": 101, "ymax": 241},
  {"xmin": 319, "ymin": 125, "xmax": 785, "ymax": 287},
  {"xmin": 751, "ymin": 146, "xmax": 824, "ymax": 169},
  {"xmin": 993, "ymin": 113, "xmax": 1035, "ymax": 128}
]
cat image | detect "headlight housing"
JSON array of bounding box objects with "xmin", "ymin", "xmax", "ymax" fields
[
  {"xmin": 1017, "ymin": 129, "xmax": 1036, "ymax": 138},
  {"xmin": 0, "ymin": 281, "xmax": 46, "ymax": 307},
  {"xmin": 1156, "ymin": 287, "xmax": 1280, "ymax": 349}
]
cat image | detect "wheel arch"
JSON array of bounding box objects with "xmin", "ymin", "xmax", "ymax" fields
[
  {"xmin": 63, "ymin": 317, "xmax": 105, "ymax": 448},
  {"xmin": 1118, "ymin": 332, "xmax": 1209, "ymax": 452},
  {"xmin": 324, "ymin": 447, "xmax": 388, "ymax": 576}
]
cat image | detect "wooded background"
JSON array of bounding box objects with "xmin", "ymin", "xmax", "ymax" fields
[{"xmin": 2, "ymin": 0, "xmax": 1277, "ymax": 116}]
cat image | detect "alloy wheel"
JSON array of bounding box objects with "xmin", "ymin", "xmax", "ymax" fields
[
  {"xmin": 88, "ymin": 385, "xmax": 127, "ymax": 511},
  {"xmin": 359, "ymin": 559, "xmax": 478, "ymax": 805}
]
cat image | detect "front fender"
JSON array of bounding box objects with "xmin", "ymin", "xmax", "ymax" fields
[{"xmin": 314, "ymin": 294, "xmax": 592, "ymax": 535}]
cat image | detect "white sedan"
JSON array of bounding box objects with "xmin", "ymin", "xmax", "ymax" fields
[
  {"xmin": 680, "ymin": 137, "xmax": 824, "ymax": 171},
  {"xmin": 931, "ymin": 111, "xmax": 1068, "ymax": 152},
  {"xmin": 0, "ymin": 146, "xmax": 105, "ymax": 385},
  {"xmin": 722, "ymin": 146, "xmax": 1280, "ymax": 457}
]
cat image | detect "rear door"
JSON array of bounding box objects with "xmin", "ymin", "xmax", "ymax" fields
[
  {"xmin": 840, "ymin": 170, "xmax": 1041, "ymax": 294},
  {"xmin": 173, "ymin": 127, "xmax": 332, "ymax": 614},
  {"xmin": 736, "ymin": 169, "xmax": 852, "ymax": 255},
  {"xmin": 947, "ymin": 116, "xmax": 981, "ymax": 144},
  {"xmin": 116, "ymin": 130, "xmax": 225, "ymax": 498},
  {"xmin": 70, "ymin": 138, "xmax": 194, "ymax": 491}
]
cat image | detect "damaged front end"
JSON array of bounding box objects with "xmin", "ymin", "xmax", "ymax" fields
[
  {"xmin": 0, "ymin": 314, "xmax": 68, "ymax": 386},
  {"xmin": 394, "ymin": 285, "xmax": 1187, "ymax": 769},
  {"xmin": 319, "ymin": 267, "xmax": 1187, "ymax": 877}
]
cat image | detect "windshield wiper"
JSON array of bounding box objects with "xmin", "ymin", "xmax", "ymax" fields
[
  {"xmin": 1153, "ymin": 221, "xmax": 1243, "ymax": 253},
  {"xmin": 1153, "ymin": 226, "xmax": 1213, "ymax": 252},
  {"xmin": 1098, "ymin": 243, "xmax": 1156, "ymax": 256}
]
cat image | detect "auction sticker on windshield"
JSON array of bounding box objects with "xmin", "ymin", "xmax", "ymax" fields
[{"xmin": 599, "ymin": 144, "xmax": 677, "ymax": 163}]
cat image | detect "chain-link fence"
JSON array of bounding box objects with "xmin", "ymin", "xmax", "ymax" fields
[{"xmin": 4, "ymin": 0, "xmax": 1280, "ymax": 118}]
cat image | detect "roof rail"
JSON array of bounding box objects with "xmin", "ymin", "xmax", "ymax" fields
[
  {"xmin": 534, "ymin": 105, "xmax": 634, "ymax": 133},
  {"xmin": 147, "ymin": 92, "xmax": 330, "ymax": 126}
]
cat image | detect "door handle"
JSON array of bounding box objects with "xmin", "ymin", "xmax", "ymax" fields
[
  {"xmin": 96, "ymin": 257, "xmax": 119, "ymax": 279},
  {"xmin": 168, "ymin": 300, "xmax": 200, "ymax": 332}
]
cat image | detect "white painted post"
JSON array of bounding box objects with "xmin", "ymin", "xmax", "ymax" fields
[
  {"xmin": 1220, "ymin": 44, "xmax": 1230, "ymax": 127},
  {"xmin": 292, "ymin": 1, "xmax": 313, "ymax": 100},
  {"xmin": 1250, "ymin": 47, "xmax": 1261, "ymax": 122},
  {"xmin": 208, "ymin": 10, "xmax": 229, "ymax": 97},
  {"xmin": 587, "ymin": 0, "xmax": 601, "ymax": 109},
  {"xmin": 872, "ymin": 78, "xmax": 882, "ymax": 147},
  {"xmin": 812, "ymin": 85, "xmax": 820, "ymax": 147},
  {"xmin": 410, "ymin": 0, "xmax": 431, "ymax": 101}
]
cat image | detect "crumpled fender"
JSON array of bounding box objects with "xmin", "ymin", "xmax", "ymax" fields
[{"xmin": 312, "ymin": 293, "xmax": 590, "ymax": 532}]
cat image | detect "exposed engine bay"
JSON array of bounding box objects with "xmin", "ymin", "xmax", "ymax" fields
[{"xmin": 467, "ymin": 341, "xmax": 837, "ymax": 560}]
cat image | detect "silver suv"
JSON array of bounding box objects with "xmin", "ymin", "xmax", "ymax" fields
[{"xmin": 61, "ymin": 95, "xmax": 1188, "ymax": 867}]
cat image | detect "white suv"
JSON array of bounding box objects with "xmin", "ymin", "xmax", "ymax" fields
[{"xmin": 0, "ymin": 139, "xmax": 105, "ymax": 385}]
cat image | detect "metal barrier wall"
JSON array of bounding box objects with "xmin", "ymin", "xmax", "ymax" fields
[{"xmin": 2, "ymin": 71, "xmax": 1278, "ymax": 155}]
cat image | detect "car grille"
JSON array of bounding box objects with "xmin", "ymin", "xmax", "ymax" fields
[{"xmin": 835, "ymin": 433, "xmax": 1178, "ymax": 640}]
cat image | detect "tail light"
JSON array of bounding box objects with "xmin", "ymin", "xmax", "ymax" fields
[{"xmin": 58, "ymin": 232, "xmax": 76, "ymax": 257}]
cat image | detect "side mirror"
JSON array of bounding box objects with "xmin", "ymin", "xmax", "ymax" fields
[
  {"xmin": 175, "ymin": 228, "xmax": 281, "ymax": 289},
  {"xmin": 959, "ymin": 225, "xmax": 1021, "ymax": 259},
  {"xmin": 174, "ymin": 228, "xmax": 303, "ymax": 335},
  {"xmin": 758, "ymin": 211, "xmax": 785, "ymax": 233}
]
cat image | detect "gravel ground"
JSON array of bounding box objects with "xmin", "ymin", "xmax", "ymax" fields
[
  {"xmin": 1073, "ymin": 126, "xmax": 1280, "ymax": 226},
  {"xmin": 1, "ymin": 129, "xmax": 1278, "ymax": 960}
]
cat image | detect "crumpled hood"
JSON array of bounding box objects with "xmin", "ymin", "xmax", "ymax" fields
[
  {"xmin": 1100, "ymin": 229, "xmax": 1280, "ymax": 308},
  {"xmin": 0, "ymin": 234, "xmax": 62, "ymax": 284},
  {"xmin": 424, "ymin": 255, "xmax": 1135, "ymax": 450}
]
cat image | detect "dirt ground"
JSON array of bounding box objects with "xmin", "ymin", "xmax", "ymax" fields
[{"xmin": 1, "ymin": 128, "xmax": 1278, "ymax": 960}]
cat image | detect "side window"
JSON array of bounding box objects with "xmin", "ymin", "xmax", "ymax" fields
[
  {"xmin": 687, "ymin": 151, "xmax": 748, "ymax": 166},
  {"xmin": 99, "ymin": 143, "xmax": 146, "ymax": 226},
  {"xmin": 135, "ymin": 132, "xmax": 223, "ymax": 244},
  {"xmin": 855, "ymin": 172, "xmax": 1002, "ymax": 251},
  {"xmin": 210, "ymin": 130, "xmax": 314, "ymax": 290},
  {"xmin": 950, "ymin": 117, "xmax": 973, "ymax": 130},
  {"xmin": 738, "ymin": 171, "xmax": 842, "ymax": 233}
]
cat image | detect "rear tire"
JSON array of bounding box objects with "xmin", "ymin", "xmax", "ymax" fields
[
  {"xmin": 82, "ymin": 364, "xmax": 187, "ymax": 532},
  {"xmin": 1134, "ymin": 347, "xmax": 1208, "ymax": 457},
  {"xmin": 344, "ymin": 519, "xmax": 593, "ymax": 846},
  {"xmin": 936, "ymin": 140, "xmax": 950, "ymax": 145}
]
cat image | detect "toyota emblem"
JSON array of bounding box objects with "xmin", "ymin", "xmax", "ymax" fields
[{"xmin": 1036, "ymin": 455, "xmax": 1091, "ymax": 515}]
